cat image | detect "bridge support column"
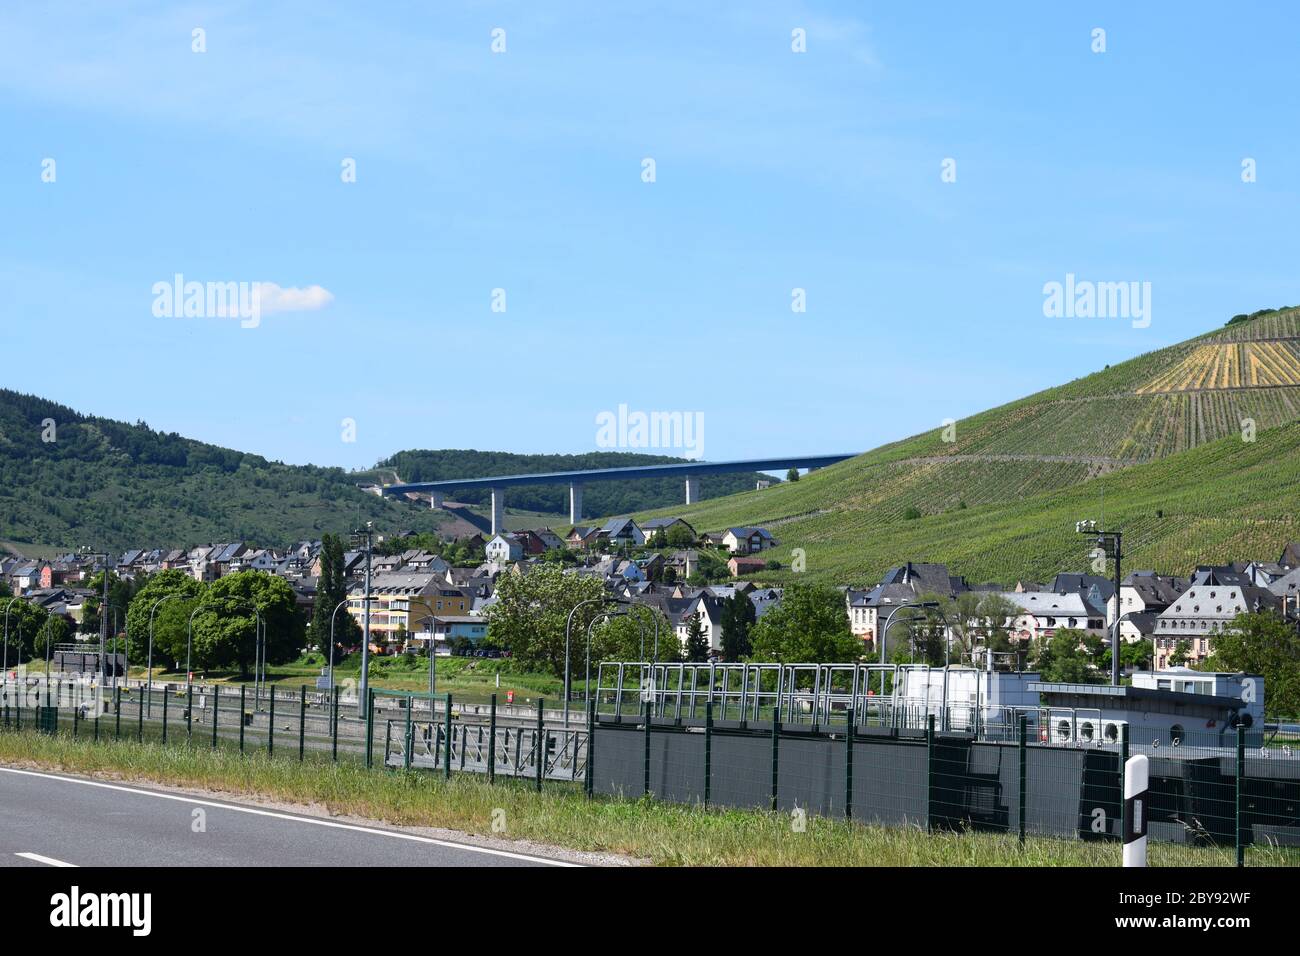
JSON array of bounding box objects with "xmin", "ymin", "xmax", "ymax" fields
[
  {"xmin": 569, "ymin": 483, "xmax": 583, "ymax": 525},
  {"xmin": 429, "ymin": 491, "xmax": 444, "ymax": 509},
  {"xmin": 685, "ymin": 477, "xmax": 700, "ymax": 505},
  {"xmin": 491, "ymin": 488, "xmax": 505, "ymax": 535}
]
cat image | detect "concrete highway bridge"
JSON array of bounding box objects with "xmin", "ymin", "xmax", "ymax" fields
[{"xmin": 381, "ymin": 454, "xmax": 856, "ymax": 534}]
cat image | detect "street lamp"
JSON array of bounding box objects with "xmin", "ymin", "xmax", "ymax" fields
[
  {"xmin": 879, "ymin": 601, "xmax": 937, "ymax": 666},
  {"xmin": 351, "ymin": 522, "xmax": 375, "ymax": 717},
  {"xmin": 327, "ymin": 598, "xmax": 350, "ymax": 694},
  {"xmin": 625, "ymin": 602, "xmax": 660, "ymax": 663},
  {"xmin": 147, "ymin": 593, "xmax": 190, "ymax": 716},
  {"xmin": 563, "ymin": 595, "xmax": 622, "ymax": 728},
  {"xmin": 1076, "ymin": 519, "xmax": 1123, "ymax": 686},
  {"xmin": 79, "ymin": 548, "xmax": 111, "ymax": 689},
  {"xmin": 3, "ymin": 597, "xmax": 21, "ymax": 677},
  {"xmin": 586, "ymin": 608, "xmax": 633, "ymax": 719},
  {"xmin": 416, "ymin": 614, "xmax": 440, "ymax": 695}
]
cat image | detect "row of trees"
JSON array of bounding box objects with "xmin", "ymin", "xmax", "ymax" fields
[{"xmin": 118, "ymin": 569, "xmax": 304, "ymax": 676}]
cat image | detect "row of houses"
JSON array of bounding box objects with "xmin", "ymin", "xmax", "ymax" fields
[
  {"xmin": 553, "ymin": 518, "xmax": 776, "ymax": 555},
  {"xmin": 842, "ymin": 556, "xmax": 1300, "ymax": 672},
  {"xmin": 10, "ymin": 528, "xmax": 1297, "ymax": 670}
]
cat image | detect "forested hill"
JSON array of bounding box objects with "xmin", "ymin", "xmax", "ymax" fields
[
  {"xmin": 374, "ymin": 449, "xmax": 776, "ymax": 516},
  {"xmin": 0, "ymin": 390, "xmax": 773, "ymax": 554},
  {"xmin": 0, "ymin": 389, "xmax": 451, "ymax": 552}
]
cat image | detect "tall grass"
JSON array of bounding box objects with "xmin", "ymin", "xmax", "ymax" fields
[{"xmin": 0, "ymin": 729, "xmax": 1279, "ymax": 867}]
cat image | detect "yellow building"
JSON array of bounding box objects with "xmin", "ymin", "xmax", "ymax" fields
[{"xmin": 347, "ymin": 571, "xmax": 469, "ymax": 654}]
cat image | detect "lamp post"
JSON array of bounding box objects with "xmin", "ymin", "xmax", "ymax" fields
[
  {"xmin": 879, "ymin": 602, "xmax": 935, "ymax": 667},
  {"xmin": 1077, "ymin": 519, "xmax": 1123, "ymax": 687},
  {"xmin": 417, "ymin": 615, "xmax": 439, "ymax": 696},
  {"xmin": 79, "ymin": 548, "xmax": 111, "ymax": 690},
  {"xmin": 147, "ymin": 594, "xmax": 188, "ymax": 716},
  {"xmin": 327, "ymin": 598, "xmax": 350, "ymax": 693},
  {"xmin": 352, "ymin": 522, "xmax": 374, "ymax": 717},
  {"xmin": 3, "ymin": 597, "xmax": 20, "ymax": 677},
  {"xmin": 563, "ymin": 595, "xmax": 620, "ymax": 728},
  {"xmin": 586, "ymin": 608, "xmax": 632, "ymax": 720},
  {"xmin": 625, "ymin": 602, "xmax": 660, "ymax": 663},
  {"xmin": 98, "ymin": 603, "xmax": 124, "ymax": 693}
]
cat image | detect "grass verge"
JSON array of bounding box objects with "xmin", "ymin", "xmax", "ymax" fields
[{"xmin": 0, "ymin": 729, "xmax": 1282, "ymax": 867}]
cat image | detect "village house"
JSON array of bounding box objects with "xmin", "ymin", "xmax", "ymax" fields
[
  {"xmin": 485, "ymin": 534, "xmax": 524, "ymax": 563},
  {"xmin": 727, "ymin": 555, "xmax": 767, "ymax": 577},
  {"xmin": 720, "ymin": 527, "xmax": 777, "ymax": 555},
  {"xmin": 1152, "ymin": 582, "xmax": 1281, "ymax": 670},
  {"xmin": 601, "ymin": 517, "xmax": 646, "ymax": 548},
  {"xmin": 998, "ymin": 591, "xmax": 1105, "ymax": 644},
  {"xmin": 346, "ymin": 572, "xmax": 470, "ymax": 655}
]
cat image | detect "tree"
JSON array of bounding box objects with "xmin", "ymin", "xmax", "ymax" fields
[
  {"xmin": 32, "ymin": 615, "xmax": 71, "ymax": 661},
  {"xmin": 125, "ymin": 569, "xmax": 204, "ymax": 667},
  {"xmin": 484, "ymin": 563, "xmax": 606, "ymax": 677},
  {"xmin": 190, "ymin": 571, "xmax": 304, "ymax": 677},
  {"xmin": 1100, "ymin": 638, "xmax": 1152, "ymax": 676},
  {"xmin": 720, "ymin": 593, "xmax": 755, "ymax": 661},
  {"xmin": 665, "ymin": 525, "xmax": 696, "ymax": 548},
  {"xmin": 597, "ymin": 608, "xmax": 676, "ymax": 663},
  {"xmin": 1204, "ymin": 612, "xmax": 1300, "ymax": 717},
  {"xmin": 749, "ymin": 583, "xmax": 861, "ymax": 663},
  {"xmin": 1169, "ymin": 640, "xmax": 1192, "ymax": 668},
  {"xmin": 1032, "ymin": 629, "xmax": 1106, "ymax": 683},
  {"xmin": 1, "ymin": 599, "xmax": 54, "ymax": 665},
  {"xmin": 685, "ymin": 614, "xmax": 710, "ymax": 662},
  {"xmin": 311, "ymin": 533, "xmax": 359, "ymax": 658},
  {"xmin": 786, "ymin": 468, "xmax": 800, "ymax": 483}
]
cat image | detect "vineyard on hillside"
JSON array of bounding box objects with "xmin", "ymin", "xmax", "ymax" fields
[
  {"xmin": 648, "ymin": 423, "xmax": 1300, "ymax": 587},
  {"xmin": 1137, "ymin": 341, "xmax": 1300, "ymax": 393},
  {"xmin": 628, "ymin": 309, "xmax": 1300, "ymax": 585}
]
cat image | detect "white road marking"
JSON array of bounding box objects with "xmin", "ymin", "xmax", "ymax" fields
[
  {"xmin": 15, "ymin": 852, "xmax": 77, "ymax": 867},
  {"xmin": 0, "ymin": 766, "xmax": 578, "ymax": 867}
]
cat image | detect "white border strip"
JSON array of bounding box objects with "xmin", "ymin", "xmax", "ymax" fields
[
  {"xmin": 0, "ymin": 766, "xmax": 578, "ymax": 867},
  {"xmin": 15, "ymin": 851, "xmax": 77, "ymax": 867}
]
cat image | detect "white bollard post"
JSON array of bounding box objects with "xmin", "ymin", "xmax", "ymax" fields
[{"xmin": 1123, "ymin": 753, "xmax": 1149, "ymax": 867}]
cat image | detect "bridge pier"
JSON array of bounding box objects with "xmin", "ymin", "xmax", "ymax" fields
[
  {"xmin": 684, "ymin": 477, "xmax": 700, "ymax": 505},
  {"xmin": 569, "ymin": 483, "xmax": 583, "ymax": 525},
  {"xmin": 429, "ymin": 491, "xmax": 444, "ymax": 509},
  {"xmin": 490, "ymin": 488, "xmax": 505, "ymax": 535}
]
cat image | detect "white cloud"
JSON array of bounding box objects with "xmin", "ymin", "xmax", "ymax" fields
[{"xmin": 256, "ymin": 283, "xmax": 334, "ymax": 315}]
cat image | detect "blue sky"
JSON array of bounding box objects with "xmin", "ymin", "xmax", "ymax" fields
[{"xmin": 2, "ymin": 1, "xmax": 1298, "ymax": 470}]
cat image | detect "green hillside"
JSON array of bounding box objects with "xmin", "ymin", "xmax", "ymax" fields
[
  {"xmin": 631, "ymin": 308, "xmax": 1300, "ymax": 584},
  {"xmin": 0, "ymin": 391, "xmax": 737, "ymax": 554},
  {"xmin": 0, "ymin": 389, "xmax": 458, "ymax": 552}
]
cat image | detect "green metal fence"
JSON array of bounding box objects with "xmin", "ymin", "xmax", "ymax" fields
[{"xmin": 3, "ymin": 672, "xmax": 1292, "ymax": 865}]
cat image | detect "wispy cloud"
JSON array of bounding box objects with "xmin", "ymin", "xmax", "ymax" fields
[{"xmin": 256, "ymin": 282, "xmax": 334, "ymax": 315}]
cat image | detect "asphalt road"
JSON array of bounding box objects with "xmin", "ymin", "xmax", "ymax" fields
[{"xmin": 0, "ymin": 766, "xmax": 575, "ymax": 868}]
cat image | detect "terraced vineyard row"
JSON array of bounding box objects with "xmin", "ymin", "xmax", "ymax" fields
[
  {"xmin": 1202, "ymin": 307, "xmax": 1300, "ymax": 343},
  {"xmin": 1137, "ymin": 341, "xmax": 1300, "ymax": 393}
]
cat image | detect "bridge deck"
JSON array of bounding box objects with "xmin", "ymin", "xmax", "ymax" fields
[{"xmin": 382, "ymin": 453, "xmax": 855, "ymax": 494}]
